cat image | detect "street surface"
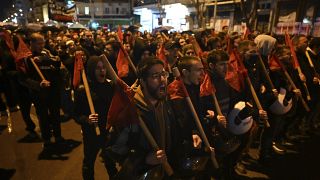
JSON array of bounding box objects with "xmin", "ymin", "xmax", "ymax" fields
[{"xmin": 1, "ymin": 107, "xmax": 320, "ymax": 180}]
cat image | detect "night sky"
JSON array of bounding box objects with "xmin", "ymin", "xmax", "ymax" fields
[{"xmin": 0, "ymin": 0, "xmax": 14, "ymax": 21}]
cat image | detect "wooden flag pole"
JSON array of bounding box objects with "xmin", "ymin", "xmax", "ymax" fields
[
  {"xmin": 236, "ymin": 54, "xmax": 270, "ymax": 128},
  {"xmin": 81, "ymin": 68, "xmax": 100, "ymax": 135},
  {"xmin": 101, "ymin": 54, "xmax": 174, "ymax": 176},
  {"xmin": 115, "ymin": 35, "xmax": 137, "ymax": 75},
  {"xmin": 273, "ymin": 57, "xmax": 310, "ymax": 112},
  {"xmin": 257, "ymin": 54, "xmax": 277, "ymax": 95},
  {"xmin": 138, "ymin": 116, "xmax": 174, "ymax": 176},
  {"xmin": 74, "ymin": 51, "xmax": 100, "ymax": 135},
  {"xmin": 30, "ymin": 58, "xmax": 46, "ymax": 80},
  {"xmin": 245, "ymin": 75, "xmax": 270, "ymax": 128},
  {"xmin": 305, "ymin": 49, "xmax": 320, "ymax": 85},
  {"xmin": 172, "ymin": 67, "xmax": 219, "ymax": 169}
]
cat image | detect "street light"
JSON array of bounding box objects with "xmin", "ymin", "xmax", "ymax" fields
[{"xmin": 19, "ymin": 9, "xmax": 23, "ymax": 12}]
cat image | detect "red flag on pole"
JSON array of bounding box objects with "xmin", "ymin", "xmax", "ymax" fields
[
  {"xmin": 73, "ymin": 51, "xmax": 84, "ymax": 89},
  {"xmin": 168, "ymin": 79, "xmax": 188, "ymax": 100},
  {"xmin": 107, "ymin": 78, "xmax": 138, "ymax": 128},
  {"xmin": 1, "ymin": 30, "xmax": 16, "ymax": 58},
  {"xmin": 14, "ymin": 36, "xmax": 32, "ymax": 73},
  {"xmin": 15, "ymin": 36, "xmax": 32, "ymax": 62},
  {"xmin": 269, "ymin": 55, "xmax": 281, "ymax": 71},
  {"xmin": 285, "ymin": 32, "xmax": 300, "ymax": 69},
  {"xmin": 189, "ymin": 36, "xmax": 203, "ymax": 57},
  {"xmin": 225, "ymin": 50, "xmax": 246, "ymax": 92},
  {"xmin": 200, "ymin": 73, "xmax": 216, "ymax": 97},
  {"xmin": 242, "ymin": 26, "xmax": 250, "ymax": 40},
  {"xmin": 226, "ymin": 35, "xmax": 232, "ymax": 54},
  {"xmin": 156, "ymin": 44, "xmax": 169, "ymax": 71},
  {"xmin": 116, "ymin": 48, "xmax": 129, "ymax": 78},
  {"xmin": 117, "ymin": 25, "xmax": 123, "ymax": 42}
]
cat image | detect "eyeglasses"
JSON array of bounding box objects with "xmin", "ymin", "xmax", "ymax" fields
[
  {"xmin": 149, "ymin": 71, "xmax": 169, "ymax": 80},
  {"xmin": 186, "ymin": 51, "xmax": 195, "ymax": 55}
]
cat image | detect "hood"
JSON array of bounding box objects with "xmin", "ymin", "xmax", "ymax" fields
[
  {"xmin": 254, "ymin": 35, "xmax": 276, "ymax": 56},
  {"xmin": 134, "ymin": 85, "xmax": 151, "ymax": 112}
]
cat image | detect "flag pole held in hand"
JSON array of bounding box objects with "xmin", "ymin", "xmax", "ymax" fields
[
  {"xmin": 30, "ymin": 58, "xmax": 46, "ymax": 80},
  {"xmin": 138, "ymin": 115, "xmax": 174, "ymax": 176},
  {"xmin": 74, "ymin": 51, "xmax": 100, "ymax": 135},
  {"xmin": 273, "ymin": 56, "xmax": 310, "ymax": 112},
  {"xmin": 101, "ymin": 54, "xmax": 174, "ymax": 176},
  {"xmin": 172, "ymin": 67, "xmax": 219, "ymax": 169}
]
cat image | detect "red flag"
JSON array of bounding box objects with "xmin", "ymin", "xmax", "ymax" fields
[
  {"xmin": 15, "ymin": 36, "xmax": 32, "ymax": 62},
  {"xmin": 200, "ymin": 73, "xmax": 216, "ymax": 97},
  {"xmin": 73, "ymin": 51, "xmax": 84, "ymax": 89},
  {"xmin": 269, "ymin": 55, "xmax": 281, "ymax": 71},
  {"xmin": 242, "ymin": 26, "xmax": 250, "ymax": 40},
  {"xmin": 14, "ymin": 36, "xmax": 32, "ymax": 73},
  {"xmin": 107, "ymin": 78, "xmax": 138, "ymax": 128},
  {"xmin": 189, "ymin": 36, "xmax": 203, "ymax": 57},
  {"xmin": 1, "ymin": 31, "xmax": 16, "ymax": 58},
  {"xmin": 117, "ymin": 25, "xmax": 123, "ymax": 42},
  {"xmin": 168, "ymin": 79, "xmax": 188, "ymax": 100},
  {"xmin": 116, "ymin": 48, "xmax": 129, "ymax": 78},
  {"xmin": 225, "ymin": 50, "xmax": 246, "ymax": 92},
  {"xmin": 156, "ymin": 44, "xmax": 169, "ymax": 71},
  {"xmin": 285, "ymin": 32, "xmax": 300, "ymax": 69},
  {"xmin": 226, "ymin": 35, "xmax": 232, "ymax": 54}
]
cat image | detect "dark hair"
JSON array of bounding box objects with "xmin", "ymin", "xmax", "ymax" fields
[
  {"xmin": 207, "ymin": 37, "xmax": 221, "ymax": 51},
  {"xmin": 309, "ymin": 37, "xmax": 320, "ymax": 49},
  {"xmin": 137, "ymin": 56, "xmax": 164, "ymax": 80},
  {"xmin": 237, "ymin": 40, "xmax": 256, "ymax": 53},
  {"xmin": 86, "ymin": 56, "xmax": 106, "ymax": 82},
  {"xmin": 292, "ymin": 34, "xmax": 306, "ymax": 46},
  {"xmin": 207, "ymin": 49, "xmax": 229, "ymax": 65},
  {"xmin": 274, "ymin": 45, "xmax": 290, "ymax": 57},
  {"xmin": 177, "ymin": 56, "xmax": 201, "ymax": 72}
]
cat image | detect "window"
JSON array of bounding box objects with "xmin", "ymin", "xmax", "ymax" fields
[
  {"xmin": 85, "ymin": 7, "xmax": 89, "ymax": 15},
  {"xmin": 121, "ymin": 8, "xmax": 127, "ymax": 14},
  {"xmin": 105, "ymin": 8, "xmax": 109, "ymax": 14},
  {"xmin": 116, "ymin": 8, "xmax": 119, "ymax": 14}
]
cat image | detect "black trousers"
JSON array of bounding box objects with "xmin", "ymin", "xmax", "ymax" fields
[
  {"xmin": 0, "ymin": 71, "xmax": 19, "ymax": 109},
  {"xmin": 81, "ymin": 127, "xmax": 117, "ymax": 180},
  {"xmin": 17, "ymin": 85, "xmax": 35, "ymax": 132},
  {"xmin": 32, "ymin": 88, "xmax": 61, "ymax": 141}
]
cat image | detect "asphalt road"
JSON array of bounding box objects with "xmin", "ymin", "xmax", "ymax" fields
[{"xmin": 0, "ymin": 108, "xmax": 320, "ymax": 180}]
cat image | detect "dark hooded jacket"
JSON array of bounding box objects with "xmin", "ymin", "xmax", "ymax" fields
[{"xmin": 74, "ymin": 56, "xmax": 114, "ymax": 134}]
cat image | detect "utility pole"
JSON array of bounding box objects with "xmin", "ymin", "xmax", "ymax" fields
[
  {"xmin": 213, "ymin": 0, "xmax": 217, "ymax": 29},
  {"xmin": 90, "ymin": 0, "xmax": 94, "ymax": 24}
]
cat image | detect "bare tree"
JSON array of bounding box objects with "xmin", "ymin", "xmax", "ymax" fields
[
  {"xmin": 240, "ymin": 0, "xmax": 258, "ymax": 31},
  {"xmin": 190, "ymin": 0, "xmax": 206, "ymax": 29}
]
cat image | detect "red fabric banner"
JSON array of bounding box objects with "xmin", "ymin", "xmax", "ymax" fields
[{"xmin": 107, "ymin": 78, "xmax": 138, "ymax": 128}]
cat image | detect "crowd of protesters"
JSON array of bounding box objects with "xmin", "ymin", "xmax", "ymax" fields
[{"xmin": 1, "ymin": 24, "xmax": 320, "ymax": 179}]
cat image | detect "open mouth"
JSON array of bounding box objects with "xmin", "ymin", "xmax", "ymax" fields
[{"xmin": 159, "ymin": 85, "xmax": 166, "ymax": 93}]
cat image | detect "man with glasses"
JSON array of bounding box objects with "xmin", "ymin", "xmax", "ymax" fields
[{"xmin": 118, "ymin": 56, "xmax": 177, "ymax": 179}]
